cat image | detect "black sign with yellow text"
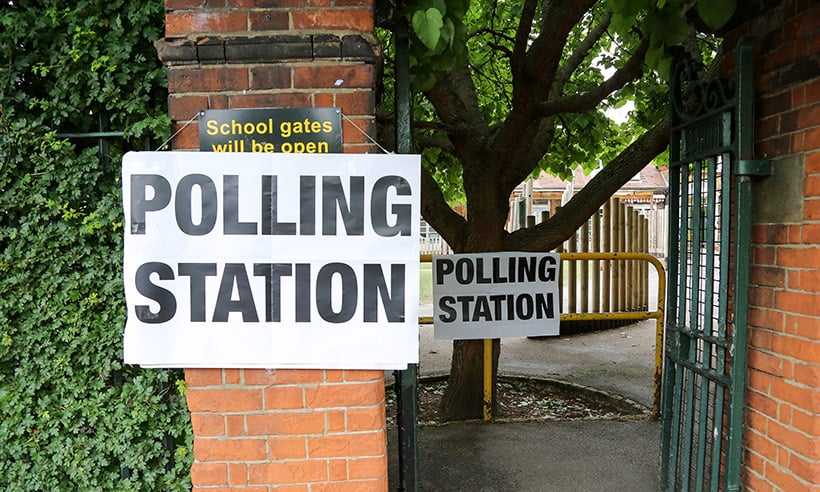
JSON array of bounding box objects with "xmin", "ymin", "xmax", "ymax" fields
[{"xmin": 199, "ymin": 107, "xmax": 343, "ymax": 153}]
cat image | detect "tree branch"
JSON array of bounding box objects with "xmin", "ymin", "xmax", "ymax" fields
[
  {"xmin": 522, "ymin": 0, "xmax": 597, "ymax": 88},
  {"xmin": 413, "ymin": 120, "xmax": 449, "ymax": 134},
  {"xmin": 550, "ymin": 11, "xmax": 613, "ymax": 100},
  {"xmin": 504, "ymin": 115, "xmax": 670, "ymax": 251},
  {"xmin": 536, "ymin": 36, "xmax": 649, "ymax": 117},
  {"xmin": 471, "ymin": 27, "xmax": 516, "ymax": 45},
  {"xmin": 420, "ymin": 165, "xmax": 468, "ymax": 251},
  {"xmin": 494, "ymin": 0, "xmax": 597, "ymax": 190},
  {"xmin": 426, "ymin": 59, "xmax": 491, "ymax": 167},
  {"xmin": 512, "ymin": 0, "xmax": 538, "ymax": 75},
  {"xmin": 415, "ymin": 134, "xmax": 455, "ymax": 153}
]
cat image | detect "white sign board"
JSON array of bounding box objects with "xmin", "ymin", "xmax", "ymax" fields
[
  {"xmin": 122, "ymin": 151, "xmax": 420, "ymax": 369},
  {"xmin": 433, "ymin": 252, "xmax": 560, "ymax": 339}
]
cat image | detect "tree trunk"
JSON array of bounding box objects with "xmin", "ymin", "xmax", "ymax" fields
[
  {"xmin": 437, "ymin": 181, "xmax": 508, "ymax": 420},
  {"xmin": 439, "ymin": 339, "xmax": 501, "ymax": 420}
]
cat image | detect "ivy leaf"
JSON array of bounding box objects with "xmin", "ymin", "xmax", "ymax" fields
[
  {"xmin": 697, "ymin": 0, "xmax": 737, "ymax": 30},
  {"xmin": 0, "ymin": 2, "xmax": 187, "ymax": 489},
  {"xmin": 412, "ymin": 7, "xmax": 444, "ymax": 51}
]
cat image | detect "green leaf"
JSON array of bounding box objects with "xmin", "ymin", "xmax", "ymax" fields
[
  {"xmin": 411, "ymin": 66, "xmax": 437, "ymax": 91},
  {"xmin": 0, "ymin": 1, "xmax": 187, "ymax": 489},
  {"xmin": 609, "ymin": 12, "xmax": 638, "ymax": 38},
  {"xmin": 447, "ymin": 0, "xmax": 470, "ymax": 20},
  {"xmin": 644, "ymin": 44, "xmax": 665, "ymax": 71},
  {"xmin": 443, "ymin": 17, "xmax": 455, "ymax": 49},
  {"xmin": 697, "ymin": 0, "xmax": 736, "ymax": 30},
  {"xmin": 647, "ymin": 6, "xmax": 689, "ymax": 46},
  {"xmin": 656, "ymin": 55, "xmax": 673, "ymax": 81},
  {"xmin": 606, "ymin": 0, "xmax": 632, "ymax": 14},
  {"xmin": 607, "ymin": 0, "xmax": 651, "ymax": 16},
  {"xmin": 412, "ymin": 7, "xmax": 445, "ymax": 51}
]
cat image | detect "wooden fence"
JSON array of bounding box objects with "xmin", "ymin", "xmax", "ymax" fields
[
  {"xmin": 524, "ymin": 197, "xmax": 653, "ymax": 316},
  {"xmin": 419, "ymin": 235, "xmax": 452, "ymax": 255},
  {"xmin": 422, "ymin": 196, "xmax": 658, "ymax": 318}
]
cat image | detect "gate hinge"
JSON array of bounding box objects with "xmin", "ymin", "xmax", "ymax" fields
[{"xmin": 736, "ymin": 159, "xmax": 772, "ymax": 177}]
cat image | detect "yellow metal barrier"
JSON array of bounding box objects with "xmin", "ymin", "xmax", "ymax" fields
[
  {"xmin": 558, "ymin": 253, "xmax": 665, "ymax": 419},
  {"xmin": 420, "ymin": 252, "xmax": 666, "ymax": 420}
]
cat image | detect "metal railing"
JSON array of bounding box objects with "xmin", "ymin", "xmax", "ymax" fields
[{"xmin": 419, "ymin": 252, "xmax": 666, "ymax": 419}]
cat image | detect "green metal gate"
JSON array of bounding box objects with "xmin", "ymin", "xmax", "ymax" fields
[{"xmin": 660, "ymin": 39, "xmax": 770, "ymax": 491}]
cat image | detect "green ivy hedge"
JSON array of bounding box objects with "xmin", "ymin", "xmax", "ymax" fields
[{"xmin": 0, "ymin": 2, "xmax": 192, "ymax": 490}]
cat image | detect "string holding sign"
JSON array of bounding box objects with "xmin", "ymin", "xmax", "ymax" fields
[{"xmin": 156, "ymin": 111, "xmax": 200, "ymax": 151}]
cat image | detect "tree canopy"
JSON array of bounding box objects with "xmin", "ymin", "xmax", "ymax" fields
[{"xmin": 377, "ymin": 0, "xmax": 732, "ymax": 419}]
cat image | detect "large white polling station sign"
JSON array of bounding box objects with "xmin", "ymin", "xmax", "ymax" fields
[
  {"xmin": 433, "ymin": 252, "xmax": 561, "ymax": 339},
  {"xmin": 122, "ymin": 151, "xmax": 420, "ymax": 369}
]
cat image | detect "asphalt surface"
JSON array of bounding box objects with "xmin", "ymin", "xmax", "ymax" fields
[{"xmin": 387, "ymin": 318, "xmax": 662, "ymax": 491}]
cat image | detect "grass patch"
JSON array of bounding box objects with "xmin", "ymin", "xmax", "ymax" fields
[{"xmin": 420, "ymin": 261, "xmax": 433, "ymax": 305}]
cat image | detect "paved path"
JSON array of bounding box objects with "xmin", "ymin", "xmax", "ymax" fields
[
  {"xmin": 388, "ymin": 317, "xmax": 662, "ymax": 491},
  {"xmin": 388, "ymin": 420, "xmax": 661, "ymax": 491},
  {"xmin": 417, "ymin": 318, "xmax": 658, "ymax": 408}
]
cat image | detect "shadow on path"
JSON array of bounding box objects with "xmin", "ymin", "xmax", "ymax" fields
[{"xmin": 388, "ymin": 419, "xmax": 660, "ymax": 491}]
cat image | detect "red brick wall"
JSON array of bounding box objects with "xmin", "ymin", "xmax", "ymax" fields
[
  {"xmin": 185, "ymin": 369, "xmax": 387, "ymax": 490},
  {"xmin": 157, "ymin": 2, "xmax": 389, "ymax": 490},
  {"xmin": 159, "ymin": 1, "xmax": 378, "ymax": 154},
  {"xmin": 723, "ymin": 1, "xmax": 820, "ymax": 490}
]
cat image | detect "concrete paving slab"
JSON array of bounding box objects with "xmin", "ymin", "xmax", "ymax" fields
[{"xmin": 388, "ymin": 419, "xmax": 661, "ymax": 491}]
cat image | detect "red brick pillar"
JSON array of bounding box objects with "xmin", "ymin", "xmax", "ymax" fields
[
  {"xmin": 156, "ymin": 2, "xmax": 388, "ymax": 490},
  {"xmin": 721, "ymin": 1, "xmax": 820, "ymax": 490},
  {"xmin": 185, "ymin": 369, "xmax": 387, "ymax": 490}
]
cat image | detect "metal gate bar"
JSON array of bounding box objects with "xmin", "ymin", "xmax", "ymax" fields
[
  {"xmin": 394, "ymin": 15, "xmax": 418, "ymax": 492},
  {"xmin": 663, "ymin": 155, "xmax": 732, "ymax": 491},
  {"xmin": 660, "ymin": 38, "xmax": 770, "ymax": 492},
  {"xmin": 725, "ymin": 38, "xmax": 772, "ymax": 491}
]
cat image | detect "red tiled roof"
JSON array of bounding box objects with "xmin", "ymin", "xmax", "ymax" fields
[{"xmin": 525, "ymin": 164, "xmax": 667, "ymax": 192}]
